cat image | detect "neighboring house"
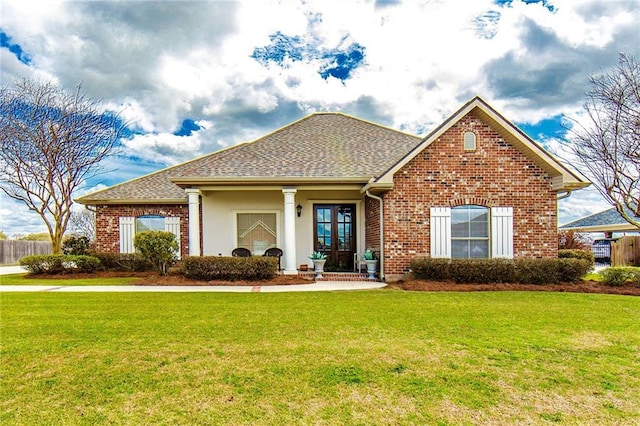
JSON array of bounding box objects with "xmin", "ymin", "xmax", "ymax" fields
[
  {"xmin": 76, "ymin": 96, "xmax": 589, "ymax": 281},
  {"xmin": 560, "ymin": 207, "xmax": 639, "ymax": 237}
]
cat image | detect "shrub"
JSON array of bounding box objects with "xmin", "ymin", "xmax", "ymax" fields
[
  {"xmin": 19, "ymin": 254, "xmax": 101, "ymax": 274},
  {"xmin": 600, "ymin": 267, "xmax": 640, "ymax": 287},
  {"xmin": 449, "ymin": 259, "xmax": 516, "ymax": 284},
  {"xmin": 514, "ymin": 258, "xmax": 559, "ymax": 284},
  {"xmin": 409, "ymin": 257, "xmax": 450, "ymax": 281},
  {"xmin": 62, "ymin": 236, "xmax": 90, "ymax": 255},
  {"xmin": 557, "ymin": 259, "xmax": 592, "ymax": 283},
  {"xmin": 183, "ymin": 256, "xmax": 278, "ymax": 281},
  {"xmin": 91, "ymin": 252, "xmax": 152, "ymax": 272},
  {"xmin": 134, "ymin": 231, "xmax": 179, "ymax": 275},
  {"xmin": 70, "ymin": 255, "xmax": 101, "ymax": 273},
  {"xmin": 558, "ymin": 230, "xmax": 592, "ymax": 250},
  {"xmin": 558, "ymin": 249, "xmax": 595, "ymax": 269}
]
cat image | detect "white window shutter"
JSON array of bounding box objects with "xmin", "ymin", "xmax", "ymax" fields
[
  {"xmin": 491, "ymin": 207, "xmax": 513, "ymax": 258},
  {"xmin": 430, "ymin": 207, "xmax": 451, "ymax": 258},
  {"xmin": 164, "ymin": 217, "xmax": 181, "ymax": 259},
  {"xmin": 119, "ymin": 217, "xmax": 135, "ymax": 254}
]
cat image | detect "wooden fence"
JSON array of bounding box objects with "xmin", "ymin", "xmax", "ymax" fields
[
  {"xmin": 611, "ymin": 236, "xmax": 640, "ymax": 267},
  {"xmin": 0, "ymin": 240, "xmax": 52, "ymax": 265}
]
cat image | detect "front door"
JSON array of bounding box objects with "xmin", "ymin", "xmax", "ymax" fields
[{"xmin": 314, "ymin": 204, "xmax": 356, "ymax": 271}]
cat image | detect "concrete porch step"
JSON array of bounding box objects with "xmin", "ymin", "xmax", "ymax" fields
[{"xmin": 296, "ymin": 271, "xmax": 379, "ymax": 282}]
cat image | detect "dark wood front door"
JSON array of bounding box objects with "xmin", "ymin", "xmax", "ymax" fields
[{"xmin": 313, "ymin": 204, "xmax": 356, "ymax": 271}]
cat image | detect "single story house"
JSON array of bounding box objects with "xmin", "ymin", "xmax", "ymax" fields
[
  {"xmin": 560, "ymin": 207, "xmax": 639, "ymax": 238},
  {"xmin": 76, "ymin": 96, "xmax": 589, "ymax": 281}
]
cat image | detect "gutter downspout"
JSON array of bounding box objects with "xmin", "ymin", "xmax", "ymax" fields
[
  {"xmin": 557, "ymin": 191, "xmax": 572, "ymax": 200},
  {"xmin": 365, "ymin": 190, "xmax": 384, "ymax": 280}
]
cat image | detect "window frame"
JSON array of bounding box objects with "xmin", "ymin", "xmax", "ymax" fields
[
  {"xmin": 451, "ymin": 205, "xmax": 490, "ymax": 259},
  {"xmin": 233, "ymin": 210, "xmax": 281, "ymax": 255}
]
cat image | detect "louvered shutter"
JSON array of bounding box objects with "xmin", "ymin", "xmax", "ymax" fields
[
  {"xmin": 119, "ymin": 217, "xmax": 135, "ymax": 254},
  {"xmin": 164, "ymin": 217, "xmax": 181, "ymax": 259},
  {"xmin": 491, "ymin": 207, "xmax": 513, "ymax": 258},
  {"xmin": 430, "ymin": 207, "xmax": 451, "ymax": 258}
]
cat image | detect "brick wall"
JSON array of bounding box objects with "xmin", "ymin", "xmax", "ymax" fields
[
  {"xmin": 383, "ymin": 111, "xmax": 557, "ymax": 277},
  {"xmin": 95, "ymin": 204, "xmax": 190, "ymax": 255},
  {"xmin": 364, "ymin": 196, "xmax": 381, "ymax": 254}
]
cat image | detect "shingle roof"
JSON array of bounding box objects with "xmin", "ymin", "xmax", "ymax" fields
[
  {"xmin": 77, "ymin": 113, "xmax": 423, "ymax": 203},
  {"xmin": 560, "ymin": 207, "xmax": 638, "ymax": 231}
]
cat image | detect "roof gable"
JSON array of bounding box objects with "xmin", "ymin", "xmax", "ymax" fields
[{"xmin": 371, "ymin": 96, "xmax": 589, "ymax": 192}]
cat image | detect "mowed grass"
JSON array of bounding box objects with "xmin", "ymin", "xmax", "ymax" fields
[
  {"xmin": 0, "ymin": 273, "xmax": 139, "ymax": 286},
  {"xmin": 2, "ymin": 291, "xmax": 639, "ymax": 425}
]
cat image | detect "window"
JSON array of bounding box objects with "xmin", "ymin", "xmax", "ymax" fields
[
  {"xmin": 136, "ymin": 215, "xmax": 164, "ymax": 233},
  {"xmin": 236, "ymin": 213, "xmax": 277, "ymax": 255},
  {"xmin": 463, "ymin": 131, "xmax": 476, "ymax": 150},
  {"xmin": 119, "ymin": 216, "xmax": 181, "ymax": 258},
  {"xmin": 451, "ymin": 205, "xmax": 489, "ymax": 258},
  {"xmin": 430, "ymin": 206, "xmax": 513, "ymax": 259}
]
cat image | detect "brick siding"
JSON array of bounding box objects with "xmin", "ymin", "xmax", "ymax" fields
[
  {"xmin": 382, "ymin": 111, "xmax": 557, "ymax": 277},
  {"xmin": 95, "ymin": 204, "xmax": 190, "ymax": 255}
]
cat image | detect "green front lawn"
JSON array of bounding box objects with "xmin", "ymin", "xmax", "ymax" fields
[
  {"xmin": 0, "ymin": 273, "xmax": 139, "ymax": 286},
  {"xmin": 1, "ymin": 291, "xmax": 639, "ymax": 424}
]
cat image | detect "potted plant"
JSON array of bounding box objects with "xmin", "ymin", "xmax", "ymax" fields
[
  {"xmin": 363, "ymin": 248, "xmax": 378, "ymax": 279},
  {"xmin": 308, "ymin": 251, "xmax": 327, "ymax": 278}
]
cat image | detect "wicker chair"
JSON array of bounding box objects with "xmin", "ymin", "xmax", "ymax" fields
[
  {"xmin": 263, "ymin": 247, "xmax": 283, "ymax": 270},
  {"xmin": 232, "ymin": 247, "xmax": 252, "ymax": 257}
]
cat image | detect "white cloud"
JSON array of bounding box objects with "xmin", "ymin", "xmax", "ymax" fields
[{"xmin": 1, "ymin": 0, "xmax": 638, "ymax": 236}]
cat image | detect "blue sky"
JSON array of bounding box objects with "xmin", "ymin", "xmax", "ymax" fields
[{"xmin": 1, "ymin": 0, "xmax": 638, "ymax": 237}]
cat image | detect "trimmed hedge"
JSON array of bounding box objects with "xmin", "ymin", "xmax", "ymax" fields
[
  {"xmin": 558, "ymin": 249, "xmax": 595, "ymax": 269},
  {"xmin": 19, "ymin": 254, "xmax": 101, "ymax": 275},
  {"xmin": 90, "ymin": 252, "xmax": 153, "ymax": 272},
  {"xmin": 183, "ymin": 256, "xmax": 278, "ymax": 281},
  {"xmin": 409, "ymin": 257, "xmax": 591, "ymax": 284}
]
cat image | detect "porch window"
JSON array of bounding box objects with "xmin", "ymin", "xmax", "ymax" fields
[{"xmin": 236, "ymin": 213, "xmax": 277, "ymax": 255}]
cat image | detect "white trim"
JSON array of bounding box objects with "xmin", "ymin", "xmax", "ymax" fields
[
  {"xmin": 164, "ymin": 216, "xmax": 182, "ymax": 259},
  {"xmin": 430, "ymin": 207, "xmax": 451, "ymax": 258},
  {"xmin": 186, "ymin": 189, "xmax": 201, "ymax": 256},
  {"xmin": 119, "ymin": 217, "xmax": 135, "ymax": 254},
  {"xmin": 491, "ymin": 207, "xmax": 514, "ymax": 258}
]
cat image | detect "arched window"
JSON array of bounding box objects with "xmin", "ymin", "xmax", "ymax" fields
[
  {"xmin": 451, "ymin": 205, "xmax": 488, "ymax": 258},
  {"xmin": 463, "ymin": 131, "xmax": 476, "ymax": 151}
]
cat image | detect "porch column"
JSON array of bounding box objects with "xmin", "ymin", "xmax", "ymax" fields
[
  {"xmin": 186, "ymin": 189, "xmax": 201, "ymax": 256},
  {"xmin": 282, "ymin": 188, "xmax": 298, "ymax": 275}
]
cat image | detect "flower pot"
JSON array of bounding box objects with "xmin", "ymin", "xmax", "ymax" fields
[
  {"xmin": 364, "ymin": 259, "xmax": 378, "ymax": 279},
  {"xmin": 312, "ymin": 259, "xmax": 326, "ymax": 278}
]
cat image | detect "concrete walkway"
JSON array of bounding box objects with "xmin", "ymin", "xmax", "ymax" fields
[
  {"xmin": 0, "ymin": 282, "xmax": 386, "ymax": 293},
  {"xmin": 0, "ymin": 266, "xmax": 386, "ymax": 292}
]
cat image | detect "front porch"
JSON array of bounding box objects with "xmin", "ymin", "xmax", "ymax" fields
[{"xmin": 293, "ymin": 271, "xmax": 380, "ymax": 282}]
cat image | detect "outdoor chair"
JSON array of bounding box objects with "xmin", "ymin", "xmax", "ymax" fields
[
  {"xmin": 232, "ymin": 247, "xmax": 252, "ymax": 257},
  {"xmin": 263, "ymin": 247, "xmax": 283, "ymax": 270}
]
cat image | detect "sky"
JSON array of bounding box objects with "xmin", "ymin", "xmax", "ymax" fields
[{"xmin": 0, "ymin": 0, "xmax": 638, "ymax": 238}]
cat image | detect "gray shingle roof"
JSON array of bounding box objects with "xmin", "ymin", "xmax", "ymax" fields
[
  {"xmin": 77, "ymin": 113, "xmax": 423, "ymax": 203},
  {"xmin": 560, "ymin": 207, "xmax": 637, "ymax": 230}
]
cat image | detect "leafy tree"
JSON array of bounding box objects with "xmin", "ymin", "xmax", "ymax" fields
[
  {"xmin": 133, "ymin": 231, "xmax": 179, "ymax": 276},
  {"xmin": 0, "ymin": 231, "xmax": 6, "ymax": 240},
  {"xmin": 0, "ymin": 78, "xmax": 124, "ymax": 253},
  {"xmin": 62, "ymin": 235, "xmax": 90, "ymax": 255},
  {"xmin": 566, "ymin": 53, "xmax": 639, "ymax": 229}
]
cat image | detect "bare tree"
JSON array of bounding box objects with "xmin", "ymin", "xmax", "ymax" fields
[
  {"xmin": 0, "ymin": 78, "xmax": 124, "ymax": 253},
  {"xmin": 68, "ymin": 207, "xmax": 96, "ymax": 242},
  {"xmin": 566, "ymin": 53, "xmax": 640, "ymax": 229}
]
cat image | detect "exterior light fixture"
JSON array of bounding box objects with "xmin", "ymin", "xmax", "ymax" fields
[{"xmin": 296, "ymin": 203, "xmax": 302, "ymax": 217}]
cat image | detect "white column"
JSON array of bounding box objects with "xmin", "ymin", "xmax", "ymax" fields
[
  {"xmin": 186, "ymin": 189, "xmax": 201, "ymax": 256},
  {"xmin": 282, "ymin": 188, "xmax": 298, "ymax": 274}
]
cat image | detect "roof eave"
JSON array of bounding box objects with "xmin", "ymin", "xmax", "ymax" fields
[
  {"xmin": 75, "ymin": 198, "xmax": 187, "ymax": 205},
  {"xmin": 170, "ymin": 176, "xmax": 372, "ymax": 186}
]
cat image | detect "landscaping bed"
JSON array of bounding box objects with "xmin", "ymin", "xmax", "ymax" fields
[{"xmin": 389, "ymin": 279, "xmax": 640, "ymax": 296}]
